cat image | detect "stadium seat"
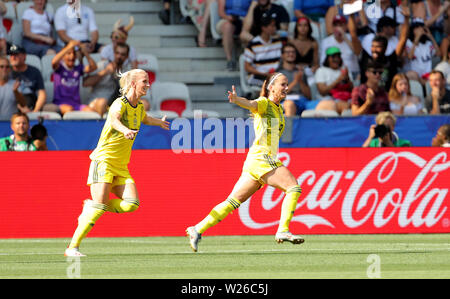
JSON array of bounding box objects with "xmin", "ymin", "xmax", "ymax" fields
[
  {"xmin": 62, "ymin": 111, "xmax": 102, "ymax": 120},
  {"xmin": 301, "ymin": 109, "xmax": 339, "ymax": 118},
  {"xmin": 44, "ymin": 81, "xmax": 53, "ymax": 103},
  {"xmin": 275, "ymin": 0, "xmax": 294, "ymax": 21},
  {"xmin": 150, "ymin": 81, "xmax": 192, "ymax": 116},
  {"xmin": 340, "ymin": 109, "xmax": 353, "ymax": 117},
  {"xmin": 410, "ymin": 79, "xmax": 424, "ymax": 100},
  {"xmin": 26, "ymin": 54, "xmax": 42, "ymax": 72},
  {"xmin": 41, "ymin": 54, "xmax": 55, "ymax": 82},
  {"xmin": 27, "ymin": 111, "xmax": 61, "ymax": 120},
  {"xmin": 146, "ymin": 110, "xmax": 179, "ymax": 119},
  {"xmin": 238, "ymin": 54, "xmax": 260, "ymax": 98},
  {"xmin": 181, "ymin": 109, "xmax": 220, "ymax": 118},
  {"xmin": 137, "ymin": 53, "xmax": 159, "ymax": 87}
]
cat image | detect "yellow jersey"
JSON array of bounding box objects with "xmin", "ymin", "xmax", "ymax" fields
[
  {"xmin": 248, "ymin": 96, "xmax": 285, "ymax": 159},
  {"xmin": 89, "ymin": 97, "xmax": 147, "ymax": 168}
]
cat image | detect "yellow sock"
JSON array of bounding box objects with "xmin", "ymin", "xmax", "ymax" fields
[
  {"xmin": 277, "ymin": 185, "xmax": 302, "ymax": 233},
  {"xmin": 107, "ymin": 198, "xmax": 140, "ymax": 213},
  {"xmin": 68, "ymin": 201, "xmax": 107, "ymax": 249},
  {"xmin": 195, "ymin": 197, "xmax": 241, "ymax": 234}
]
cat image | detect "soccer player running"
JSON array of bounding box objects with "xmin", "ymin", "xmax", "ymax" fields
[
  {"xmin": 65, "ymin": 69, "xmax": 170, "ymax": 257},
  {"xmin": 186, "ymin": 73, "xmax": 304, "ymax": 252}
]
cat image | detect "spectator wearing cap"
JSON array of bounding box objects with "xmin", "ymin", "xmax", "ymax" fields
[
  {"xmin": 351, "ymin": 60, "xmax": 391, "ymax": 116},
  {"xmin": 314, "ymin": 46, "xmax": 353, "ymax": 114},
  {"xmin": 8, "ymin": 44, "xmax": 47, "ymax": 113},
  {"xmin": 364, "ymin": 0, "xmax": 406, "ymax": 34},
  {"xmin": 357, "ymin": 6, "xmax": 410, "ymax": 92},
  {"xmin": 289, "ymin": 16, "xmax": 319, "ymax": 73},
  {"xmin": 244, "ymin": 16, "xmax": 283, "ymax": 87},
  {"xmin": 320, "ymin": 14, "xmax": 361, "ymax": 81},
  {"xmin": 403, "ymin": 19, "xmax": 441, "ymax": 86},
  {"xmin": 426, "ymin": 70, "xmax": 450, "ymax": 114},
  {"xmin": 240, "ymin": 0, "xmax": 290, "ymax": 45}
]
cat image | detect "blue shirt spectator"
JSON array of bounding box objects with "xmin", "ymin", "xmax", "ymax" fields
[{"xmin": 294, "ymin": 0, "xmax": 334, "ymax": 22}]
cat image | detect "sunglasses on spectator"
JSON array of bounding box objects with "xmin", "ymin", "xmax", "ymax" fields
[{"xmin": 369, "ymin": 69, "xmax": 383, "ymax": 75}]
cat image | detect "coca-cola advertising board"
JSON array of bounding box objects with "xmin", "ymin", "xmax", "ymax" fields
[{"xmin": 0, "ymin": 147, "xmax": 449, "ymax": 238}]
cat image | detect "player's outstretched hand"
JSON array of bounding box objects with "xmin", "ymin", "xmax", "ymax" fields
[
  {"xmin": 159, "ymin": 115, "xmax": 170, "ymax": 130},
  {"xmin": 228, "ymin": 85, "xmax": 238, "ymax": 104},
  {"xmin": 124, "ymin": 129, "xmax": 138, "ymax": 140}
]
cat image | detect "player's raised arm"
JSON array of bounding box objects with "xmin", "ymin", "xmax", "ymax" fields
[
  {"xmin": 228, "ymin": 85, "xmax": 258, "ymax": 112},
  {"xmin": 143, "ymin": 115, "xmax": 170, "ymax": 130}
]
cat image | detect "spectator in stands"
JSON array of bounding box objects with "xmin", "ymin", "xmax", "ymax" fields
[
  {"xmin": 22, "ymin": 0, "xmax": 59, "ymax": 58},
  {"xmin": 8, "ymin": 44, "xmax": 46, "ymax": 113},
  {"xmin": 195, "ymin": 0, "xmax": 215, "ymax": 48},
  {"xmin": 50, "ymin": 39, "xmax": 97, "ymax": 115},
  {"xmin": 361, "ymin": 16, "xmax": 401, "ymax": 58},
  {"xmin": 434, "ymin": 39, "xmax": 450, "ymax": 89},
  {"xmin": 0, "ymin": 56, "xmax": 26, "ymax": 120},
  {"xmin": 362, "ymin": 111, "xmax": 411, "ymax": 147},
  {"xmin": 324, "ymin": 0, "xmax": 368, "ymax": 36},
  {"xmin": 84, "ymin": 42, "xmax": 149, "ymax": 114},
  {"xmin": 320, "ymin": 14, "xmax": 361, "ymax": 81},
  {"xmin": 294, "ymin": 0, "xmax": 334, "ymax": 23},
  {"xmin": 100, "ymin": 17, "xmax": 138, "ymax": 69},
  {"xmin": 426, "ymin": 70, "xmax": 450, "ymax": 114},
  {"xmin": 388, "ymin": 73, "xmax": 423, "ymax": 115},
  {"xmin": 351, "ymin": 60, "xmax": 390, "ymax": 116},
  {"xmin": 277, "ymin": 42, "xmax": 316, "ymax": 117},
  {"xmin": 315, "ymin": 47, "xmax": 353, "ymax": 114},
  {"xmin": 240, "ymin": 0, "xmax": 290, "ymax": 45},
  {"xmin": 244, "ymin": 16, "xmax": 283, "ymax": 87},
  {"xmin": 411, "ymin": 0, "xmax": 450, "ymax": 45},
  {"xmin": 364, "ymin": 0, "xmax": 406, "ymax": 34},
  {"xmin": 158, "ymin": 0, "xmax": 171, "ymax": 25},
  {"xmin": 431, "ymin": 123, "xmax": 450, "ymax": 147},
  {"xmin": 216, "ymin": 0, "xmax": 253, "ymax": 71},
  {"xmin": 289, "ymin": 16, "xmax": 319, "ymax": 73},
  {"xmin": 54, "ymin": 1, "xmax": 102, "ymax": 53},
  {"xmin": 404, "ymin": 19, "xmax": 441, "ymax": 85},
  {"xmin": 358, "ymin": 5, "xmax": 410, "ymax": 92},
  {"xmin": 0, "ymin": 1, "xmax": 7, "ymax": 56},
  {"xmin": 0, "ymin": 112, "xmax": 47, "ymax": 151}
]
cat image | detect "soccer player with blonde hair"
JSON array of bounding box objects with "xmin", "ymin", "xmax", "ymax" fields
[
  {"xmin": 186, "ymin": 73, "xmax": 304, "ymax": 252},
  {"xmin": 65, "ymin": 69, "xmax": 170, "ymax": 257}
]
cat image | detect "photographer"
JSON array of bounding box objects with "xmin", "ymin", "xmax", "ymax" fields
[
  {"xmin": 362, "ymin": 111, "xmax": 411, "ymax": 147},
  {"xmin": 0, "ymin": 112, "xmax": 47, "ymax": 151}
]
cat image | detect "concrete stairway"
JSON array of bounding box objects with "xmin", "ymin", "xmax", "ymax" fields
[{"xmin": 47, "ymin": 0, "xmax": 245, "ymax": 117}]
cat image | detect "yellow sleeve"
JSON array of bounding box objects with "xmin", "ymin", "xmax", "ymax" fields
[
  {"xmin": 109, "ymin": 98, "xmax": 126, "ymax": 116},
  {"xmin": 255, "ymin": 97, "xmax": 269, "ymax": 115}
]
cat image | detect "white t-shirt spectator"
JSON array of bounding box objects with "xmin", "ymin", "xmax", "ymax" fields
[
  {"xmin": 100, "ymin": 44, "xmax": 137, "ymax": 66},
  {"xmin": 22, "ymin": 8, "xmax": 53, "ymax": 36},
  {"xmin": 364, "ymin": 3, "xmax": 405, "ymax": 34},
  {"xmin": 54, "ymin": 4, "xmax": 98, "ymax": 47},
  {"xmin": 314, "ymin": 66, "xmax": 342, "ymax": 100},
  {"xmin": 320, "ymin": 33, "xmax": 360, "ymax": 74},
  {"xmin": 403, "ymin": 39, "xmax": 436, "ymax": 77},
  {"xmin": 361, "ymin": 33, "xmax": 398, "ymax": 57}
]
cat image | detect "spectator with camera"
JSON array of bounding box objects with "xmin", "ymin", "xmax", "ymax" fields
[
  {"xmin": 0, "ymin": 112, "xmax": 47, "ymax": 151},
  {"xmin": 362, "ymin": 111, "xmax": 411, "ymax": 147},
  {"xmin": 431, "ymin": 124, "xmax": 450, "ymax": 147},
  {"xmin": 351, "ymin": 60, "xmax": 391, "ymax": 116},
  {"xmin": 426, "ymin": 70, "xmax": 450, "ymax": 114}
]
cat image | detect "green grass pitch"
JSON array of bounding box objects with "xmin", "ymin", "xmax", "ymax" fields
[{"xmin": 1, "ymin": 234, "xmax": 449, "ymax": 279}]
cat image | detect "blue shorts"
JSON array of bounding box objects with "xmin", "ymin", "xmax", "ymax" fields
[{"xmin": 285, "ymin": 96, "xmax": 320, "ymax": 115}]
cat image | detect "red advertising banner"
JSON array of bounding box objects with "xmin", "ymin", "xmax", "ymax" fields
[{"xmin": 0, "ymin": 148, "xmax": 449, "ymax": 238}]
